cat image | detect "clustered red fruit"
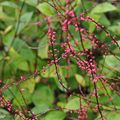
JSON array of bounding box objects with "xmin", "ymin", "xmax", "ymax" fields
[
  {"xmin": 78, "ymin": 106, "xmax": 88, "ymax": 120},
  {"xmin": 0, "ymin": 95, "xmax": 37, "ymax": 120},
  {"xmin": 44, "ymin": 0, "xmax": 120, "ymax": 119}
]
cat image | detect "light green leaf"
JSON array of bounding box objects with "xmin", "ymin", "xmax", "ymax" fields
[
  {"xmin": 20, "ymin": 0, "xmax": 38, "ymax": 6},
  {"xmin": 13, "ymin": 90, "xmax": 32, "ymax": 107},
  {"xmin": 38, "ymin": 36, "xmax": 48, "ymax": 59},
  {"xmin": 96, "ymin": 111, "xmax": 120, "ymax": 120},
  {"xmin": 54, "ymin": 67, "xmax": 68, "ymax": 92},
  {"xmin": 32, "ymin": 85, "xmax": 54, "ymax": 106},
  {"xmin": 105, "ymin": 55, "xmax": 120, "ymax": 71},
  {"xmin": 92, "ymin": 2, "xmax": 117, "ymax": 13},
  {"xmin": 99, "ymin": 14, "xmax": 111, "ymax": 27},
  {"xmin": 4, "ymin": 25, "xmax": 13, "ymax": 34},
  {"xmin": 88, "ymin": 13, "xmax": 101, "ymax": 33},
  {"xmin": 0, "ymin": 109, "xmax": 14, "ymax": 120},
  {"xmin": 0, "ymin": 1, "xmax": 18, "ymax": 8},
  {"xmin": 20, "ymin": 47, "xmax": 35, "ymax": 62},
  {"xmin": 65, "ymin": 97, "xmax": 80, "ymax": 110},
  {"xmin": 12, "ymin": 38, "xmax": 35, "ymax": 65},
  {"xmin": 19, "ymin": 78, "xmax": 36, "ymax": 94},
  {"xmin": 16, "ymin": 12, "xmax": 33, "ymax": 33},
  {"xmin": 44, "ymin": 111, "xmax": 66, "ymax": 120},
  {"xmin": 75, "ymin": 74, "xmax": 85, "ymax": 87},
  {"xmin": 3, "ymin": 30, "xmax": 15, "ymax": 47},
  {"xmin": 32, "ymin": 104, "xmax": 50, "ymax": 115},
  {"xmin": 9, "ymin": 48, "xmax": 29, "ymax": 71},
  {"xmin": 17, "ymin": 60, "xmax": 29, "ymax": 71},
  {"xmin": 0, "ymin": 7, "xmax": 14, "ymax": 21},
  {"xmin": 41, "ymin": 65, "xmax": 56, "ymax": 78},
  {"xmin": 108, "ymin": 23, "xmax": 120, "ymax": 35},
  {"xmin": 111, "ymin": 94, "xmax": 120, "ymax": 105},
  {"xmin": 37, "ymin": 2, "xmax": 55, "ymax": 16},
  {"xmin": 9, "ymin": 47, "xmax": 21, "ymax": 59}
]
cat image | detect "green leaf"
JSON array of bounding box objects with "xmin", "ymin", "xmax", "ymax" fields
[
  {"xmin": 88, "ymin": 13, "xmax": 101, "ymax": 33},
  {"xmin": 108, "ymin": 23, "xmax": 120, "ymax": 35},
  {"xmin": 13, "ymin": 89, "xmax": 32, "ymax": 107},
  {"xmin": 16, "ymin": 12, "xmax": 33, "ymax": 34},
  {"xmin": 3, "ymin": 85, "xmax": 18, "ymax": 100},
  {"xmin": 4, "ymin": 25, "xmax": 13, "ymax": 34},
  {"xmin": 9, "ymin": 47, "xmax": 21, "ymax": 59},
  {"xmin": 0, "ymin": 53, "xmax": 3, "ymax": 61},
  {"xmin": 61, "ymin": 65, "xmax": 77, "ymax": 77},
  {"xmin": 38, "ymin": 36, "xmax": 48, "ymax": 59},
  {"xmin": 32, "ymin": 85, "xmax": 54, "ymax": 106},
  {"xmin": 20, "ymin": 0, "xmax": 38, "ymax": 6},
  {"xmin": 20, "ymin": 47, "xmax": 35, "ymax": 62},
  {"xmin": 44, "ymin": 111, "xmax": 66, "ymax": 120},
  {"xmin": 0, "ymin": 1, "xmax": 18, "ymax": 8},
  {"xmin": 12, "ymin": 38, "xmax": 35, "ymax": 63},
  {"xmin": 92, "ymin": 2, "xmax": 117, "ymax": 13},
  {"xmin": 75, "ymin": 74, "xmax": 85, "ymax": 87},
  {"xmin": 17, "ymin": 60, "xmax": 29, "ymax": 71},
  {"xmin": 0, "ymin": 109, "xmax": 14, "ymax": 120},
  {"xmin": 96, "ymin": 111, "xmax": 120, "ymax": 120},
  {"xmin": 105, "ymin": 112, "xmax": 120, "ymax": 120},
  {"xmin": 65, "ymin": 97, "xmax": 80, "ymax": 110},
  {"xmin": 32, "ymin": 104, "xmax": 50, "ymax": 115},
  {"xmin": 3, "ymin": 30, "xmax": 15, "ymax": 47},
  {"xmin": 99, "ymin": 14, "xmax": 111, "ymax": 27},
  {"xmin": 37, "ymin": 2, "xmax": 55, "ymax": 16},
  {"xmin": 54, "ymin": 67, "xmax": 68, "ymax": 92},
  {"xmin": 41, "ymin": 65, "xmax": 56, "ymax": 78},
  {"xmin": 19, "ymin": 78, "xmax": 36, "ymax": 94},
  {"xmin": 9, "ymin": 48, "xmax": 29, "ymax": 71},
  {"xmin": 12, "ymin": 38, "xmax": 26, "ymax": 50},
  {"xmin": 0, "ymin": 7, "xmax": 14, "ymax": 21},
  {"xmin": 111, "ymin": 94, "xmax": 120, "ymax": 105},
  {"xmin": 105, "ymin": 55, "xmax": 120, "ymax": 71}
]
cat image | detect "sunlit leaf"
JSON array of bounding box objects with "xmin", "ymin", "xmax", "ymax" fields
[
  {"xmin": 38, "ymin": 36, "xmax": 48, "ymax": 59},
  {"xmin": 32, "ymin": 85, "xmax": 54, "ymax": 106},
  {"xmin": 92, "ymin": 2, "xmax": 117, "ymax": 13},
  {"xmin": 37, "ymin": 2, "xmax": 55, "ymax": 16},
  {"xmin": 75, "ymin": 74, "xmax": 85, "ymax": 87},
  {"xmin": 44, "ymin": 111, "xmax": 66, "ymax": 120}
]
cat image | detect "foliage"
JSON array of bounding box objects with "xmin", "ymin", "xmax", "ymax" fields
[{"xmin": 0, "ymin": 0, "xmax": 120, "ymax": 120}]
